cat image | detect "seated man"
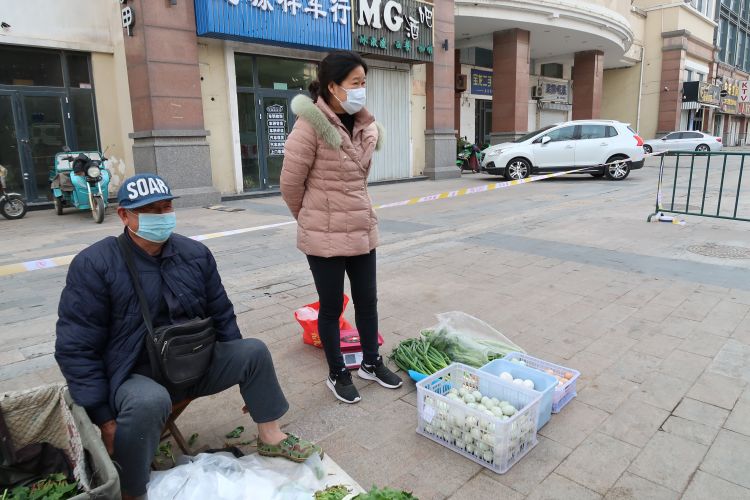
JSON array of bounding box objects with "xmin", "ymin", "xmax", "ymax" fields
[{"xmin": 55, "ymin": 174, "xmax": 320, "ymax": 500}]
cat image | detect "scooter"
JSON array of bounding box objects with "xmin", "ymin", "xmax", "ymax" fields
[
  {"xmin": 49, "ymin": 151, "xmax": 111, "ymax": 224},
  {"xmin": 0, "ymin": 164, "xmax": 27, "ymax": 220},
  {"xmin": 456, "ymin": 138, "xmax": 484, "ymax": 173}
]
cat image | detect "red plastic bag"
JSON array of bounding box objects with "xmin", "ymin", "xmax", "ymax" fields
[{"xmin": 295, "ymin": 294, "xmax": 354, "ymax": 348}]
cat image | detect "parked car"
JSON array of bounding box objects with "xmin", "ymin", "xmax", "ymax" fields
[
  {"xmin": 481, "ymin": 120, "xmax": 645, "ymax": 181},
  {"xmin": 642, "ymin": 131, "xmax": 723, "ymax": 153}
]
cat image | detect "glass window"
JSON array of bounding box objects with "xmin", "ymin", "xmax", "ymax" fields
[
  {"xmin": 545, "ymin": 126, "xmax": 577, "ymax": 142},
  {"xmin": 540, "ymin": 63, "xmax": 563, "ymax": 79},
  {"xmin": 745, "ymin": 35, "xmax": 750, "ymax": 71},
  {"xmin": 235, "ymin": 53, "xmax": 254, "ymax": 87},
  {"xmin": 0, "ymin": 46, "xmax": 63, "ymax": 86},
  {"xmin": 257, "ymin": 56, "xmax": 316, "ymax": 91},
  {"xmin": 665, "ymin": 132, "xmax": 683, "ymax": 140},
  {"xmin": 605, "ymin": 126, "xmax": 619, "ymax": 138},
  {"xmin": 728, "ymin": 23, "xmax": 737, "ymax": 65},
  {"xmin": 66, "ymin": 53, "xmax": 91, "ymax": 88},
  {"xmin": 237, "ymin": 92, "xmax": 260, "ymax": 190},
  {"xmin": 739, "ymin": 32, "xmax": 747, "ymax": 69},
  {"xmin": 579, "ymin": 125, "xmax": 607, "ymax": 140},
  {"xmin": 70, "ymin": 92, "xmax": 98, "ymax": 151},
  {"xmin": 744, "ymin": 0, "xmax": 750, "ymax": 20},
  {"xmin": 719, "ymin": 18, "xmax": 728, "ymax": 62}
]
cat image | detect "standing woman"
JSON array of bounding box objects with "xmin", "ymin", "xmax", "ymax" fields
[{"xmin": 281, "ymin": 51, "xmax": 402, "ymax": 404}]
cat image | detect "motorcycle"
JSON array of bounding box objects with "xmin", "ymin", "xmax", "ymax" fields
[
  {"xmin": 456, "ymin": 138, "xmax": 484, "ymax": 174},
  {"xmin": 49, "ymin": 151, "xmax": 111, "ymax": 224},
  {"xmin": 0, "ymin": 164, "xmax": 28, "ymax": 220}
]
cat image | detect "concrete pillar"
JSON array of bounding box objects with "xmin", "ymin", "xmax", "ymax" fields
[
  {"xmin": 657, "ymin": 48, "xmax": 684, "ymax": 134},
  {"xmin": 572, "ymin": 50, "xmax": 604, "ymax": 120},
  {"xmin": 122, "ymin": 0, "xmax": 220, "ymax": 207},
  {"xmin": 454, "ymin": 49, "xmax": 461, "ymax": 139},
  {"xmin": 490, "ymin": 29, "xmax": 530, "ymax": 144},
  {"xmin": 424, "ymin": 0, "xmax": 460, "ymax": 180}
]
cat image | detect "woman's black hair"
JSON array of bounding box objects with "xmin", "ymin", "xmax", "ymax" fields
[{"xmin": 308, "ymin": 50, "xmax": 368, "ymax": 103}]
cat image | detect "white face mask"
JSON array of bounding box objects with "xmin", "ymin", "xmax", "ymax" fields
[{"xmin": 335, "ymin": 86, "xmax": 366, "ymax": 115}]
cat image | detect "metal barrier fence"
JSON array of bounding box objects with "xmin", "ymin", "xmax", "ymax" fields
[{"xmin": 648, "ymin": 151, "xmax": 749, "ymax": 223}]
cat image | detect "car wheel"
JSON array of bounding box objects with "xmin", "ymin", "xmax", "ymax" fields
[
  {"xmin": 605, "ymin": 155, "xmax": 631, "ymax": 181},
  {"xmin": 643, "ymin": 144, "xmax": 653, "ymax": 154},
  {"xmin": 696, "ymin": 144, "xmax": 710, "ymax": 152},
  {"xmin": 505, "ymin": 158, "xmax": 531, "ymax": 180}
]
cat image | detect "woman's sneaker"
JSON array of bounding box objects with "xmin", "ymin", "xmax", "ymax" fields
[
  {"xmin": 358, "ymin": 356, "xmax": 403, "ymax": 389},
  {"xmin": 327, "ymin": 369, "xmax": 361, "ymax": 404}
]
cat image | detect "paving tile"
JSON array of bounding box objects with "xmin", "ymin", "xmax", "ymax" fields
[
  {"xmin": 707, "ymin": 339, "xmax": 750, "ymax": 384},
  {"xmin": 631, "ymin": 372, "xmax": 692, "ymax": 411},
  {"xmin": 576, "ymin": 373, "xmax": 640, "ymax": 413},
  {"xmin": 598, "ymin": 399, "xmax": 670, "ymax": 447},
  {"xmin": 539, "ymin": 401, "xmax": 609, "ymax": 449},
  {"xmin": 724, "ymin": 396, "xmax": 750, "ymax": 437},
  {"xmin": 584, "ymin": 334, "xmax": 638, "ymax": 360},
  {"xmin": 566, "ymin": 351, "xmax": 615, "ymax": 381},
  {"xmin": 608, "ymin": 350, "xmax": 663, "ymax": 384},
  {"xmin": 687, "ymin": 372, "xmax": 746, "ymax": 410},
  {"xmin": 494, "ymin": 436, "xmax": 572, "ymax": 495},
  {"xmin": 0, "ymin": 350, "xmax": 24, "ymax": 365},
  {"xmin": 526, "ymin": 473, "xmax": 602, "ymax": 500},
  {"xmin": 671, "ymin": 292, "xmax": 722, "ymax": 322},
  {"xmin": 672, "ymin": 398, "xmax": 729, "ymax": 428},
  {"xmin": 447, "ymin": 473, "xmax": 524, "ymax": 500},
  {"xmin": 631, "ymin": 333, "xmax": 683, "ymax": 359},
  {"xmin": 700, "ymin": 300, "xmax": 750, "ymax": 335},
  {"xmin": 700, "ymin": 429, "xmax": 750, "ymax": 489},
  {"xmin": 628, "ymin": 431, "xmax": 707, "ymax": 492},
  {"xmin": 556, "ymin": 432, "xmax": 639, "ymax": 494},
  {"xmin": 604, "ymin": 472, "xmax": 679, "ymax": 500},
  {"xmin": 683, "ymin": 470, "xmax": 750, "ymax": 500},
  {"xmin": 679, "ymin": 331, "xmax": 728, "ymax": 358},
  {"xmin": 658, "ymin": 316, "xmax": 699, "ymax": 340},
  {"xmin": 661, "ymin": 415, "xmax": 719, "ymax": 446},
  {"xmin": 658, "ymin": 350, "xmax": 711, "ymax": 382}
]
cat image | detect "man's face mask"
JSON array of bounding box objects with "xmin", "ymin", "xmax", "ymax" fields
[{"xmin": 129, "ymin": 211, "xmax": 176, "ymax": 243}]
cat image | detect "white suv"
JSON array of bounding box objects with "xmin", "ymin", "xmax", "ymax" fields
[{"xmin": 481, "ymin": 120, "xmax": 645, "ymax": 181}]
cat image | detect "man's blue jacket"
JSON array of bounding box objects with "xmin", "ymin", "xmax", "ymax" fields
[{"xmin": 55, "ymin": 230, "xmax": 241, "ymax": 425}]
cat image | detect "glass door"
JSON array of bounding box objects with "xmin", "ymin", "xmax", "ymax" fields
[
  {"xmin": 259, "ymin": 93, "xmax": 294, "ymax": 189},
  {"xmin": 0, "ymin": 93, "xmax": 24, "ymax": 195},
  {"xmin": 237, "ymin": 92, "xmax": 261, "ymax": 190}
]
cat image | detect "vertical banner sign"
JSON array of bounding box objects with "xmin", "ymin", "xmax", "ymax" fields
[
  {"xmin": 739, "ymin": 81, "xmax": 750, "ymax": 103},
  {"xmin": 267, "ymin": 104, "xmax": 287, "ymax": 156},
  {"xmin": 353, "ymin": 0, "xmax": 434, "ymax": 61}
]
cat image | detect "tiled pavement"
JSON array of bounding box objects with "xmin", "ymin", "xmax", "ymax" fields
[{"xmin": 1, "ymin": 157, "xmax": 749, "ymax": 498}]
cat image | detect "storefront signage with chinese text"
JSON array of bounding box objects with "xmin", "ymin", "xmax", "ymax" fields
[
  {"xmin": 698, "ymin": 82, "xmax": 721, "ymax": 106},
  {"xmin": 353, "ymin": 0, "xmax": 433, "ymax": 61},
  {"xmin": 470, "ymin": 69, "xmax": 492, "ymax": 96},
  {"xmin": 266, "ymin": 104, "xmax": 287, "ymax": 156},
  {"xmin": 539, "ymin": 78, "xmax": 570, "ymax": 103}
]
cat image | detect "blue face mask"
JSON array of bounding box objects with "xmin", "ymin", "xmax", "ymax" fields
[{"xmin": 130, "ymin": 211, "xmax": 176, "ymax": 243}]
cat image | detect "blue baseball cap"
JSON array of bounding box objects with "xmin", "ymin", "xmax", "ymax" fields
[{"xmin": 117, "ymin": 173, "xmax": 177, "ymax": 209}]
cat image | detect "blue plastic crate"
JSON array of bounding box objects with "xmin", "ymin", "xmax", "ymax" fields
[
  {"xmin": 503, "ymin": 352, "xmax": 581, "ymax": 413},
  {"xmin": 480, "ymin": 359, "xmax": 558, "ymax": 429}
]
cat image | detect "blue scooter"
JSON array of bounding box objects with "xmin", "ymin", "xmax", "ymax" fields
[{"xmin": 50, "ymin": 151, "xmax": 111, "ymax": 223}]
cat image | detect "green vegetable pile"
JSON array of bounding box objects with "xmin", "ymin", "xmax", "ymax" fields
[
  {"xmin": 314, "ymin": 485, "xmax": 417, "ymax": 500},
  {"xmin": 421, "ymin": 328, "xmax": 522, "ymax": 368},
  {"xmin": 1, "ymin": 474, "xmax": 79, "ymax": 500},
  {"xmin": 391, "ymin": 338, "xmax": 450, "ymax": 375}
]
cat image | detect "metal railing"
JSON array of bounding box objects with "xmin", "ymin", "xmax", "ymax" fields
[{"xmin": 648, "ymin": 151, "xmax": 748, "ymax": 223}]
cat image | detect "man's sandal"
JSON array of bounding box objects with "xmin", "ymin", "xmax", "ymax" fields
[{"xmin": 257, "ymin": 433, "xmax": 324, "ymax": 463}]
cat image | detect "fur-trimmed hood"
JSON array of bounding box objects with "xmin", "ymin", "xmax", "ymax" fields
[{"xmin": 291, "ymin": 94, "xmax": 384, "ymax": 151}]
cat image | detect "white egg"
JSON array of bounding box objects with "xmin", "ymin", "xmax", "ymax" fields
[
  {"xmin": 523, "ymin": 379, "xmax": 535, "ymax": 390},
  {"xmin": 513, "ymin": 378, "xmax": 524, "ymax": 386},
  {"xmin": 499, "ymin": 372, "xmax": 514, "ymax": 382}
]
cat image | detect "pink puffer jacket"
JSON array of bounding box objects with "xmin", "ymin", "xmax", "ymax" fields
[{"xmin": 281, "ymin": 95, "xmax": 383, "ymax": 258}]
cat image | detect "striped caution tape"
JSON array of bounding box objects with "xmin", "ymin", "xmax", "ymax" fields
[{"xmin": 0, "ymin": 153, "xmax": 664, "ymax": 277}]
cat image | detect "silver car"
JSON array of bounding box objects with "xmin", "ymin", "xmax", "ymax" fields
[{"xmin": 643, "ymin": 131, "xmax": 723, "ymax": 154}]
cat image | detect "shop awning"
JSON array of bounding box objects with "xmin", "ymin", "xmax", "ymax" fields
[
  {"xmin": 681, "ymin": 101, "xmax": 718, "ymax": 110},
  {"xmin": 538, "ymin": 101, "xmax": 572, "ymax": 111}
]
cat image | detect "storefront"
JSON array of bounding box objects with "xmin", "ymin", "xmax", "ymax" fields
[
  {"xmin": 716, "ymin": 80, "xmax": 742, "ymax": 146},
  {"xmin": 195, "ymin": 0, "xmax": 434, "ymax": 192},
  {"xmin": 0, "ymin": 45, "xmax": 100, "ymax": 203},
  {"xmin": 681, "ymin": 81, "xmax": 720, "ymax": 132}
]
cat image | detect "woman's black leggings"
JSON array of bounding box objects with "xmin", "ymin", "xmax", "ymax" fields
[{"xmin": 306, "ymin": 250, "xmax": 380, "ymax": 374}]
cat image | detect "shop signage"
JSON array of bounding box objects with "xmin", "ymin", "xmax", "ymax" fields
[
  {"xmin": 740, "ymin": 81, "xmax": 750, "ymax": 103},
  {"xmin": 470, "ymin": 69, "xmax": 492, "ymax": 96},
  {"xmin": 266, "ymin": 104, "xmax": 287, "ymax": 156},
  {"xmin": 195, "ymin": 0, "xmax": 352, "ymax": 50},
  {"xmin": 720, "ymin": 82, "xmax": 739, "ymax": 114},
  {"xmin": 121, "ymin": 0, "xmax": 135, "ymax": 37},
  {"xmin": 354, "ymin": 0, "xmax": 434, "ymax": 62},
  {"xmin": 539, "ymin": 78, "xmax": 570, "ymax": 103},
  {"xmin": 698, "ymin": 82, "xmax": 721, "ymax": 106}
]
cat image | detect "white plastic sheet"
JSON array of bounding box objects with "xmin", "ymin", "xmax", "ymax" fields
[{"xmin": 147, "ymin": 452, "xmax": 327, "ymax": 500}]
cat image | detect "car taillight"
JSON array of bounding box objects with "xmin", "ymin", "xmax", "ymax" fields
[
  {"xmin": 716, "ymin": 137, "xmax": 722, "ymax": 143},
  {"xmin": 634, "ymin": 135, "xmax": 644, "ymax": 147}
]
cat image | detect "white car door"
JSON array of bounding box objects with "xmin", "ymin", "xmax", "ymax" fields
[
  {"xmin": 658, "ymin": 132, "xmax": 682, "ymax": 152},
  {"xmin": 682, "ymin": 131, "xmax": 703, "ymax": 150},
  {"xmin": 532, "ymin": 125, "xmax": 577, "ymax": 169},
  {"xmin": 575, "ymin": 124, "xmax": 610, "ymax": 166}
]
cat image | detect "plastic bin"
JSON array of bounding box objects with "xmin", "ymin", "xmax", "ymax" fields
[
  {"xmin": 480, "ymin": 359, "xmax": 558, "ymax": 429},
  {"xmin": 503, "ymin": 352, "xmax": 581, "ymax": 413},
  {"xmin": 0, "ymin": 384, "xmax": 120, "ymax": 499},
  {"xmin": 416, "ymin": 363, "xmax": 542, "ymax": 474}
]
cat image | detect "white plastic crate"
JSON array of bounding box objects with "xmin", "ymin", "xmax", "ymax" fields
[
  {"xmin": 416, "ymin": 363, "xmax": 542, "ymax": 474},
  {"xmin": 503, "ymin": 352, "xmax": 581, "ymax": 413}
]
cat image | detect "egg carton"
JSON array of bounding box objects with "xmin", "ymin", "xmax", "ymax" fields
[{"xmin": 416, "ymin": 363, "xmax": 541, "ymax": 474}]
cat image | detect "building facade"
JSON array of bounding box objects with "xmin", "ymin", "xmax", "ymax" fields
[{"xmin": 1, "ymin": 0, "xmax": 457, "ymax": 205}]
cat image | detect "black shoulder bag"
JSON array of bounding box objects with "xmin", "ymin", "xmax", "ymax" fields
[{"xmin": 117, "ymin": 234, "xmax": 216, "ymax": 391}]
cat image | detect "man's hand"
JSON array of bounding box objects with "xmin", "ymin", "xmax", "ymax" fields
[{"xmin": 99, "ymin": 419, "xmax": 117, "ymax": 455}]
